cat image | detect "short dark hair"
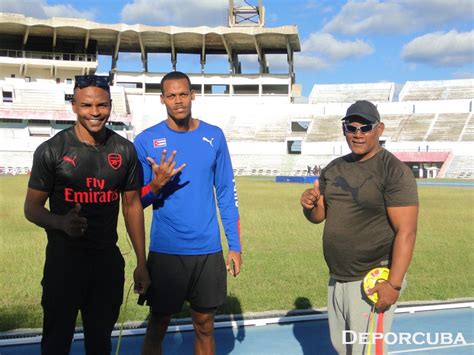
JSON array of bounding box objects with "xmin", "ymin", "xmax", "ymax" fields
[
  {"xmin": 74, "ymin": 75, "xmax": 110, "ymax": 93},
  {"xmin": 160, "ymin": 71, "xmax": 191, "ymax": 94}
]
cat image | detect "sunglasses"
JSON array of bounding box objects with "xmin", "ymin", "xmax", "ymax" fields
[
  {"xmin": 74, "ymin": 75, "xmax": 110, "ymax": 91},
  {"xmin": 343, "ymin": 122, "xmax": 379, "ymax": 134}
]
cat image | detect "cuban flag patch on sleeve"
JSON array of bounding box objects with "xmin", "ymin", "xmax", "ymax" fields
[{"xmin": 153, "ymin": 138, "xmax": 167, "ymax": 148}]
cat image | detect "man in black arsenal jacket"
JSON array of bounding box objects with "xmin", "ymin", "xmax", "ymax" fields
[{"xmin": 24, "ymin": 75, "xmax": 150, "ymax": 354}]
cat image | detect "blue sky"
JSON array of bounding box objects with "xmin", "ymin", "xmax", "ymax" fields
[{"xmin": 1, "ymin": 0, "xmax": 473, "ymax": 97}]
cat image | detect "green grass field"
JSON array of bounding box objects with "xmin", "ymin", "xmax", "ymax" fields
[{"xmin": 1, "ymin": 175, "xmax": 473, "ymax": 332}]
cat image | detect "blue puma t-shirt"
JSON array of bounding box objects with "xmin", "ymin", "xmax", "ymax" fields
[{"xmin": 134, "ymin": 120, "xmax": 241, "ymax": 255}]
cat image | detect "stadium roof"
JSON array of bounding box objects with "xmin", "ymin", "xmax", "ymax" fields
[{"xmin": 0, "ymin": 12, "xmax": 301, "ymax": 56}]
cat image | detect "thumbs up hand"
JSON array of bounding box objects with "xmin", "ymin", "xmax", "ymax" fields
[
  {"xmin": 300, "ymin": 178, "xmax": 321, "ymax": 210},
  {"xmin": 61, "ymin": 203, "xmax": 88, "ymax": 237}
]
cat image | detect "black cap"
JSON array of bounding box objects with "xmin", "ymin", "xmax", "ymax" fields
[{"xmin": 342, "ymin": 100, "xmax": 380, "ymax": 123}]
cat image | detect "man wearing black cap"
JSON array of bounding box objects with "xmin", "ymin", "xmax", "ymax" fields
[
  {"xmin": 300, "ymin": 100, "xmax": 418, "ymax": 354},
  {"xmin": 24, "ymin": 75, "xmax": 150, "ymax": 354}
]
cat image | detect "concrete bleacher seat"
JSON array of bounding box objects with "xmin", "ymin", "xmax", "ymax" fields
[
  {"xmin": 0, "ymin": 81, "xmax": 129, "ymax": 116},
  {"xmin": 399, "ymin": 79, "xmax": 474, "ymax": 101},
  {"xmin": 230, "ymin": 153, "xmax": 338, "ymax": 177},
  {"xmin": 380, "ymin": 114, "xmax": 409, "ymax": 141},
  {"xmin": 1, "ymin": 76, "xmax": 472, "ymax": 179},
  {"xmin": 0, "ymin": 82, "xmax": 119, "ymax": 162},
  {"xmin": 445, "ymin": 156, "xmax": 474, "ymax": 179},
  {"xmin": 231, "ymin": 154, "xmax": 285, "ymax": 175},
  {"xmin": 306, "ymin": 116, "xmax": 343, "ymax": 142},
  {"xmin": 110, "ymin": 87, "xmax": 129, "ymax": 115},
  {"xmin": 253, "ymin": 115, "xmax": 288, "ymax": 142},
  {"xmin": 230, "ymin": 122, "xmax": 257, "ymax": 141},
  {"xmin": 8, "ymin": 86, "xmax": 66, "ymax": 111},
  {"xmin": 309, "ymin": 82, "xmax": 394, "ymax": 103},
  {"xmin": 425, "ymin": 113, "xmax": 468, "ymax": 141},
  {"xmin": 460, "ymin": 114, "xmax": 474, "ymax": 142},
  {"xmin": 396, "ymin": 114, "xmax": 434, "ymax": 141},
  {"xmin": 215, "ymin": 113, "xmax": 288, "ymax": 142},
  {"xmin": 0, "ymin": 150, "xmax": 33, "ymax": 169}
]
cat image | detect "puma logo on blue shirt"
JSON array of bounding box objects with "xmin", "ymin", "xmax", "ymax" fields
[{"xmin": 202, "ymin": 137, "xmax": 214, "ymax": 147}]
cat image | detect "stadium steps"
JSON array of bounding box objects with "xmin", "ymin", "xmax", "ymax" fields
[
  {"xmin": 0, "ymin": 150, "xmax": 33, "ymax": 172},
  {"xmin": 399, "ymin": 79, "xmax": 474, "ymax": 101},
  {"xmin": 306, "ymin": 116, "xmax": 342, "ymax": 142},
  {"xmin": 110, "ymin": 87, "xmax": 129, "ymax": 115},
  {"xmin": 459, "ymin": 113, "xmax": 474, "ymax": 141},
  {"xmin": 425, "ymin": 113, "xmax": 468, "ymax": 141},
  {"xmin": 230, "ymin": 153, "xmax": 338, "ymax": 176},
  {"xmin": 396, "ymin": 114, "xmax": 434, "ymax": 141},
  {"xmin": 444, "ymin": 155, "xmax": 474, "ymax": 179},
  {"xmin": 11, "ymin": 87, "xmax": 66, "ymax": 111},
  {"xmin": 309, "ymin": 82, "xmax": 394, "ymax": 103},
  {"xmin": 381, "ymin": 114, "xmax": 407, "ymax": 142}
]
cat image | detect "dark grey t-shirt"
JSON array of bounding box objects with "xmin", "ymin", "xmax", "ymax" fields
[{"xmin": 319, "ymin": 148, "xmax": 418, "ymax": 281}]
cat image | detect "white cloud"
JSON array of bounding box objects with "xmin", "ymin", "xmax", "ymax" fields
[
  {"xmin": 43, "ymin": 4, "xmax": 95, "ymax": 19},
  {"xmin": 323, "ymin": 0, "xmax": 473, "ymax": 35},
  {"xmin": 452, "ymin": 70, "xmax": 474, "ymax": 79},
  {"xmin": 303, "ymin": 33, "xmax": 374, "ymax": 61},
  {"xmin": 402, "ymin": 30, "xmax": 474, "ymax": 67},
  {"xmin": 295, "ymin": 54, "xmax": 331, "ymax": 71},
  {"xmin": 292, "ymin": 32, "xmax": 374, "ymax": 71},
  {"xmin": 0, "ymin": 0, "xmax": 94, "ymax": 19},
  {"xmin": 304, "ymin": 0, "xmax": 333, "ymax": 14},
  {"xmin": 0, "ymin": 0, "xmax": 47, "ymax": 18},
  {"xmin": 121, "ymin": 0, "xmax": 229, "ymax": 26},
  {"xmin": 215, "ymin": 51, "xmax": 330, "ymax": 73},
  {"xmin": 399, "ymin": 0, "xmax": 474, "ymax": 26}
]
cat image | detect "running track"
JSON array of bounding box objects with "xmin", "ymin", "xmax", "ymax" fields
[{"xmin": 1, "ymin": 302, "xmax": 472, "ymax": 354}]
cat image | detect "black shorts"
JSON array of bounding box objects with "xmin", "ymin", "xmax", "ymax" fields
[{"xmin": 143, "ymin": 251, "xmax": 227, "ymax": 315}]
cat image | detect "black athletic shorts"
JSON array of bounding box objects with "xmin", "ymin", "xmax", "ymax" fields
[{"xmin": 142, "ymin": 251, "xmax": 227, "ymax": 315}]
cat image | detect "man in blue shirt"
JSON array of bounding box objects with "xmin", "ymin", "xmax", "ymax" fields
[{"xmin": 134, "ymin": 71, "xmax": 242, "ymax": 354}]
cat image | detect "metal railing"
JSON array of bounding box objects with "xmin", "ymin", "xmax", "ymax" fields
[{"xmin": 0, "ymin": 49, "xmax": 96, "ymax": 62}]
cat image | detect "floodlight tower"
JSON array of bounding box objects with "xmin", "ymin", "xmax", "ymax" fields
[
  {"xmin": 229, "ymin": 0, "xmax": 264, "ymax": 27},
  {"xmin": 228, "ymin": 1, "xmax": 267, "ymax": 73}
]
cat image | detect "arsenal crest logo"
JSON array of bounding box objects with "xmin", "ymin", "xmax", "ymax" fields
[{"xmin": 108, "ymin": 153, "xmax": 122, "ymax": 170}]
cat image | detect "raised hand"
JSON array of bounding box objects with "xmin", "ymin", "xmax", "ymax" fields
[
  {"xmin": 147, "ymin": 150, "xmax": 186, "ymax": 194},
  {"xmin": 300, "ymin": 178, "xmax": 321, "ymax": 210}
]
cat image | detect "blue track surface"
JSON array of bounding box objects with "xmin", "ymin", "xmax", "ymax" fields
[
  {"xmin": 1, "ymin": 305, "xmax": 472, "ymax": 355},
  {"xmin": 416, "ymin": 181, "xmax": 474, "ymax": 187}
]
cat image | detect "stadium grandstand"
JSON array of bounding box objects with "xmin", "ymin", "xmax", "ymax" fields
[{"xmin": 0, "ymin": 10, "xmax": 473, "ymax": 179}]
